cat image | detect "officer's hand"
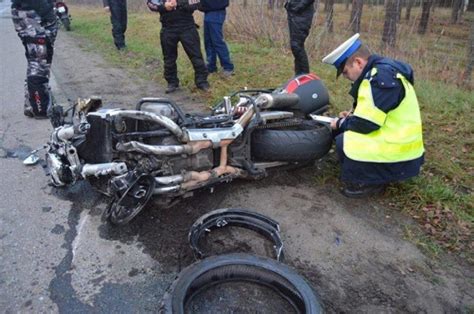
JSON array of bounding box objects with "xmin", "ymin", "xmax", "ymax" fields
[
  {"xmin": 339, "ymin": 110, "xmax": 351, "ymax": 118},
  {"xmin": 330, "ymin": 119, "xmax": 338, "ymax": 130},
  {"xmin": 104, "ymin": 6, "xmax": 110, "ymax": 13}
]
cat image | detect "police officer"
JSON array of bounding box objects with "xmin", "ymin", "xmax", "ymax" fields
[
  {"xmin": 323, "ymin": 34, "xmax": 425, "ymax": 198},
  {"xmin": 147, "ymin": 0, "xmax": 209, "ymax": 93},
  {"xmin": 103, "ymin": 0, "xmax": 127, "ymax": 50},
  {"xmin": 285, "ymin": 0, "xmax": 315, "ymax": 76},
  {"xmin": 11, "ymin": 0, "xmax": 58, "ymax": 119}
]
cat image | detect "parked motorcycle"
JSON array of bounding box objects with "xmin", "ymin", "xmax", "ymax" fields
[
  {"xmin": 35, "ymin": 74, "xmax": 333, "ymax": 225},
  {"xmin": 55, "ymin": 1, "xmax": 71, "ymax": 31}
]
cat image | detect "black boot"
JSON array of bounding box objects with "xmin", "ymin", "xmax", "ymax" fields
[
  {"xmin": 165, "ymin": 84, "xmax": 179, "ymax": 94},
  {"xmin": 342, "ymin": 182, "xmax": 386, "ymax": 198}
]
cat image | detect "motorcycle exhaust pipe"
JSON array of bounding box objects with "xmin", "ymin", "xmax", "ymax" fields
[
  {"xmin": 116, "ymin": 141, "xmax": 211, "ymax": 156},
  {"xmin": 80, "ymin": 162, "xmax": 128, "ymax": 177},
  {"xmin": 53, "ymin": 122, "xmax": 90, "ymax": 142},
  {"xmin": 255, "ymin": 93, "xmax": 300, "ymax": 110},
  {"xmin": 107, "ymin": 110, "xmax": 186, "ymax": 142}
]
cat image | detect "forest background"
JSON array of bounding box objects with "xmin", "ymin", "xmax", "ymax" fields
[{"xmin": 63, "ymin": 0, "xmax": 473, "ymax": 261}]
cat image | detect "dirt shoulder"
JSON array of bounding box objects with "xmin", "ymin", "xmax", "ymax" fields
[{"xmin": 51, "ymin": 31, "xmax": 473, "ymax": 312}]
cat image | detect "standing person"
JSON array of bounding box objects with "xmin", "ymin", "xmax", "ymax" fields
[
  {"xmin": 323, "ymin": 33, "xmax": 425, "ymax": 198},
  {"xmin": 285, "ymin": 0, "xmax": 315, "ymax": 76},
  {"xmin": 103, "ymin": 0, "xmax": 127, "ymax": 50},
  {"xmin": 199, "ymin": 0, "xmax": 234, "ymax": 76},
  {"xmin": 146, "ymin": 0, "xmax": 210, "ymax": 93},
  {"xmin": 11, "ymin": 0, "xmax": 58, "ymax": 119}
]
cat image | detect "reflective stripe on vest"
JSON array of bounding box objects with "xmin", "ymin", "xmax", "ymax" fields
[{"xmin": 343, "ymin": 70, "xmax": 424, "ymax": 163}]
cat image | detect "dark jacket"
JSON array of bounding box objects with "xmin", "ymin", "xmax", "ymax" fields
[
  {"xmin": 11, "ymin": 0, "xmax": 56, "ymax": 23},
  {"xmin": 199, "ymin": 0, "xmax": 229, "ymax": 12},
  {"xmin": 285, "ymin": 0, "xmax": 315, "ymax": 14},
  {"xmin": 147, "ymin": 0, "xmax": 198, "ymax": 28}
]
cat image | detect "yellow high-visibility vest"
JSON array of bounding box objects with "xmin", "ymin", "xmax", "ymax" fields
[{"xmin": 343, "ymin": 68, "xmax": 424, "ymax": 163}]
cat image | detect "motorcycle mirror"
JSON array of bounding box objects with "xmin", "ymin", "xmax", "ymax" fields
[{"xmin": 23, "ymin": 153, "xmax": 40, "ymax": 166}]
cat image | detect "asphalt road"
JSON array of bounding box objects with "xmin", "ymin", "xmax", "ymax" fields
[{"xmin": 0, "ymin": 2, "xmax": 172, "ymax": 312}]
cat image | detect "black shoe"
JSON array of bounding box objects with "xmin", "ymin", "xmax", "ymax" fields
[
  {"xmin": 165, "ymin": 84, "xmax": 179, "ymax": 94},
  {"xmin": 116, "ymin": 44, "xmax": 127, "ymax": 51},
  {"xmin": 24, "ymin": 107, "xmax": 35, "ymax": 118},
  {"xmin": 196, "ymin": 82, "xmax": 210, "ymax": 91},
  {"xmin": 341, "ymin": 183, "xmax": 386, "ymax": 199}
]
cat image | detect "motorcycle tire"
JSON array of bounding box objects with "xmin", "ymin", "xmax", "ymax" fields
[
  {"xmin": 62, "ymin": 18, "xmax": 71, "ymax": 31},
  {"xmin": 159, "ymin": 253, "xmax": 322, "ymax": 314},
  {"xmin": 251, "ymin": 121, "xmax": 332, "ymax": 162}
]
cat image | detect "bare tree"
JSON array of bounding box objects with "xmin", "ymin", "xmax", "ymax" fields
[
  {"xmin": 276, "ymin": 0, "xmax": 285, "ymax": 8},
  {"xmin": 463, "ymin": 21, "xmax": 474, "ymax": 86},
  {"xmin": 326, "ymin": 0, "xmax": 335, "ymax": 32},
  {"xmin": 346, "ymin": 0, "xmax": 351, "ymax": 10},
  {"xmin": 418, "ymin": 0, "xmax": 432, "ymax": 34},
  {"xmin": 350, "ymin": 0, "xmax": 364, "ymax": 33},
  {"xmin": 243, "ymin": 0, "xmax": 248, "ymax": 8},
  {"xmin": 405, "ymin": 0, "xmax": 413, "ymax": 20},
  {"xmin": 382, "ymin": 0, "xmax": 398, "ymax": 47},
  {"xmin": 396, "ymin": 0, "xmax": 403, "ymax": 22},
  {"xmin": 451, "ymin": 0, "xmax": 463, "ymax": 24}
]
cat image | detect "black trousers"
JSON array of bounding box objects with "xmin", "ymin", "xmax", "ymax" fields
[
  {"xmin": 288, "ymin": 11, "xmax": 314, "ymax": 75},
  {"xmin": 160, "ymin": 26, "xmax": 208, "ymax": 87},
  {"xmin": 109, "ymin": 0, "xmax": 127, "ymax": 48}
]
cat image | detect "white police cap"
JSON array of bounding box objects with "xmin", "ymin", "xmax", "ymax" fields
[{"xmin": 322, "ymin": 33, "xmax": 362, "ymax": 77}]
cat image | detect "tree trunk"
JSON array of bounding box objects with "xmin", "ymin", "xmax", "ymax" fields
[
  {"xmin": 463, "ymin": 21, "xmax": 474, "ymax": 86},
  {"xmin": 268, "ymin": 0, "xmax": 274, "ymax": 9},
  {"xmin": 346, "ymin": 0, "xmax": 351, "ymax": 10},
  {"xmin": 418, "ymin": 0, "xmax": 432, "ymax": 34},
  {"xmin": 326, "ymin": 0, "xmax": 335, "ymax": 32},
  {"xmin": 451, "ymin": 0, "xmax": 462, "ymax": 23},
  {"xmin": 350, "ymin": 0, "xmax": 364, "ymax": 33},
  {"xmin": 382, "ymin": 0, "xmax": 398, "ymax": 47},
  {"xmin": 243, "ymin": 0, "xmax": 248, "ymax": 8},
  {"xmin": 397, "ymin": 0, "xmax": 403, "ymax": 22},
  {"xmin": 405, "ymin": 0, "xmax": 413, "ymax": 20}
]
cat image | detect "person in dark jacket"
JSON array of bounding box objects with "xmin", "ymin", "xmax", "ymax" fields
[
  {"xmin": 146, "ymin": 0, "xmax": 209, "ymax": 93},
  {"xmin": 11, "ymin": 0, "xmax": 58, "ymax": 118},
  {"xmin": 323, "ymin": 34, "xmax": 425, "ymax": 198},
  {"xmin": 285, "ymin": 0, "xmax": 315, "ymax": 76},
  {"xmin": 199, "ymin": 0, "xmax": 234, "ymax": 76},
  {"xmin": 103, "ymin": 0, "xmax": 127, "ymax": 50}
]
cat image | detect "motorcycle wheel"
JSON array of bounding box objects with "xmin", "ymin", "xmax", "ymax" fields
[
  {"xmin": 251, "ymin": 120, "xmax": 332, "ymax": 162},
  {"xmin": 159, "ymin": 253, "xmax": 323, "ymax": 313},
  {"xmin": 107, "ymin": 174, "xmax": 155, "ymax": 226},
  {"xmin": 62, "ymin": 17, "xmax": 71, "ymax": 31}
]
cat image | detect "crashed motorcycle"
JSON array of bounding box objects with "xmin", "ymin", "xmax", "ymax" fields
[
  {"xmin": 55, "ymin": 1, "xmax": 71, "ymax": 31},
  {"xmin": 38, "ymin": 74, "xmax": 333, "ymax": 225}
]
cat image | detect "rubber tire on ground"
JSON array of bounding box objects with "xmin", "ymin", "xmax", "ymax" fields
[
  {"xmin": 159, "ymin": 253, "xmax": 322, "ymax": 313},
  {"xmin": 62, "ymin": 17, "xmax": 71, "ymax": 31},
  {"xmin": 251, "ymin": 121, "xmax": 332, "ymax": 162}
]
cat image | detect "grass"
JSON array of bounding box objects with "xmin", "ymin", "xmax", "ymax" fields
[{"xmin": 66, "ymin": 4, "xmax": 472, "ymax": 261}]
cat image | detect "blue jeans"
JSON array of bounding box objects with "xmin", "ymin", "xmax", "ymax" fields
[{"xmin": 204, "ymin": 20, "xmax": 234, "ymax": 72}]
